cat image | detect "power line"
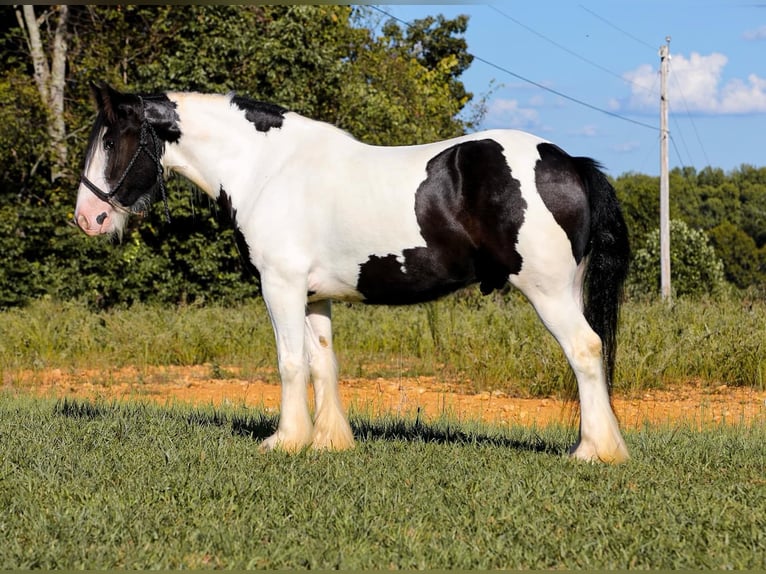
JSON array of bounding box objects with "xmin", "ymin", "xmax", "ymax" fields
[
  {"xmin": 577, "ymin": 10, "xmax": 709, "ymax": 172},
  {"xmin": 470, "ymin": 53, "xmax": 659, "ymax": 131},
  {"xmin": 370, "ymin": 5, "xmax": 659, "ymax": 132},
  {"xmin": 670, "ymin": 114, "xmax": 695, "ymax": 169},
  {"xmin": 488, "ymin": 5, "xmax": 655, "ymax": 96},
  {"xmin": 578, "ymin": 4, "xmax": 656, "ymax": 51},
  {"xmin": 670, "ymin": 134, "xmax": 693, "ymax": 175},
  {"xmin": 669, "ymin": 60, "xmax": 712, "ymax": 168}
]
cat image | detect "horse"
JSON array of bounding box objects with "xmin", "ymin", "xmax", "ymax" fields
[{"xmin": 74, "ymin": 82, "xmax": 631, "ymax": 463}]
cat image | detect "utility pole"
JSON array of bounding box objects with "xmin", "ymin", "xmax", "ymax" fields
[{"xmin": 659, "ymin": 37, "xmax": 671, "ymax": 302}]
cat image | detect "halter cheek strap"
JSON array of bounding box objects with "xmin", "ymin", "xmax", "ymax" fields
[{"xmin": 80, "ymin": 112, "xmax": 171, "ymax": 223}]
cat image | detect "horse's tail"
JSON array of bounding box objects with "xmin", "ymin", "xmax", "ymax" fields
[{"xmin": 577, "ymin": 158, "xmax": 630, "ymax": 390}]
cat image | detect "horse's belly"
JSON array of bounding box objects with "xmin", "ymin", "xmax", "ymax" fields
[
  {"xmin": 307, "ymin": 246, "xmax": 478, "ymax": 305},
  {"xmin": 356, "ymin": 245, "xmax": 477, "ymax": 304},
  {"xmin": 306, "ymin": 270, "xmax": 366, "ymax": 303}
]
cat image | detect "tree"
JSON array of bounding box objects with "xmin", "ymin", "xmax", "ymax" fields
[
  {"xmin": 735, "ymin": 165, "xmax": 766, "ymax": 248},
  {"xmin": 0, "ymin": 73, "xmax": 48, "ymax": 202},
  {"xmin": 380, "ymin": 14, "xmax": 473, "ymax": 106},
  {"xmin": 14, "ymin": 5, "xmax": 69, "ymax": 182},
  {"xmin": 628, "ymin": 220, "xmax": 726, "ymax": 298},
  {"xmin": 708, "ymin": 221, "xmax": 766, "ymax": 289},
  {"xmin": 0, "ymin": 5, "xmax": 480, "ymax": 308},
  {"xmin": 613, "ymin": 172, "xmax": 659, "ymax": 243},
  {"xmin": 336, "ymin": 16, "xmax": 468, "ymax": 145}
]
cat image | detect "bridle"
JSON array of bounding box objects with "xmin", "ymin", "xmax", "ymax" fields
[{"xmin": 80, "ymin": 108, "xmax": 171, "ymax": 222}]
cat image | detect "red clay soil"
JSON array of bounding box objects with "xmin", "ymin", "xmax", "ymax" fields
[{"xmin": 5, "ymin": 365, "xmax": 765, "ymax": 430}]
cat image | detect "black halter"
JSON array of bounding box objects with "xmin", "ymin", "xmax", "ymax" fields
[{"xmin": 80, "ymin": 114, "xmax": 171, "ymax": 222}]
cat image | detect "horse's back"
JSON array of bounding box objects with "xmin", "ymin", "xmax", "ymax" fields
[{"xmin": 293, "ymin": 128, "xmax": 592, "ymax": 304}]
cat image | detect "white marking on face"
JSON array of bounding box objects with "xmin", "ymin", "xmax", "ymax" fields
[{"xmin": 74, "ymin": 126, "xmax": 127, "ymax": 237}]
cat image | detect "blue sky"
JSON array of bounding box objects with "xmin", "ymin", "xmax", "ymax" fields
[{"xmin": 378, "ymin": 2, "xmax": 765, "ymax": 177}]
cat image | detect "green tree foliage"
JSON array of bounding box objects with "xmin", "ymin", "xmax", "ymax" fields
[
  {"xmin": 708, "ymin": 221, "xmax": 766, "ymax": 289},
  {"xmin": 612, "ymin": 172, "xmax": 660, "ymax": 243},
  {"xmin": 1, "ymin": 6, "xmax": 764, "ymax": 308},
  {"xmin": 0, "ymin": 74, "xmax": 49, "ymax": 205},
  {"xmin": 628, "ymin": 219, "xmax": 726, "ymax": 297},
  {"xmin": 0, "ymin": 5, "xmax": 477, "ymax": 308},
  {"xmin": 615, "ymin": 165, "xmax": 766, "ymax": 292},
  {"xmin": 379, "ymin": 14, "xmax": 473, "ymax": 108}
]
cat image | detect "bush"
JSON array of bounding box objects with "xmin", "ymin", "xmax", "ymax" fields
[
  {"xmin": 0, "ymin": 185, "xmax": 261, "ymax": 310},
  {"xmin": 627, "ymin": 219, "xmax": 726, "ymax": 297}
]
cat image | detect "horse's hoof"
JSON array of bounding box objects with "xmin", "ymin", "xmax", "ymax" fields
[
  {"xmin": 259, "ymin": 432, "xmax": 311, "ymax": 453},
  {"xmin": 311, "ymin": 429, "xmax": 356, "ymax": 451},
  {"xmin": 569, "ymin": 441, "xmax": 630, "ymax": 464}
]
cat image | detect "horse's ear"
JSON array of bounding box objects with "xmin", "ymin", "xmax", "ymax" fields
[
  {"xmin": 90, "ymin": 81, "xmax": 126, "ymax": 125},
  {"xmin": 144, "ymin": 99, "xmax": 181, "ymax": 142},
  {"xmin": 88, "ymin": 81, "xmax": 143, "ymax": 125},
  {"xmin": 91, "ymin": 81, "xmax": 116, "ymax": 122}
]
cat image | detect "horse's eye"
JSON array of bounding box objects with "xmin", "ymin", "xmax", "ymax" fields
[{"xmin": 103, "ymin": 138, "xmax": 114, "ymax": 151}]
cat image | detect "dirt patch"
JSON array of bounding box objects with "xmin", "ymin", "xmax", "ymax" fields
[{"xmin": 5, "ymin": 365, "xmax": 765, "ymax": 429}]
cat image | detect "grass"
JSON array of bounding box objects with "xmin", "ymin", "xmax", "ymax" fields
[
  {"xmin": 1, "ymin": 292, "xmax": 764, "ymax": 395},
  {"xmin": 2, "ymin": 295, "xmax": 762, "ymax": 567},
  {"xmin": 0, "ymin": 394, "xmax": 764, "ymax": 569}
]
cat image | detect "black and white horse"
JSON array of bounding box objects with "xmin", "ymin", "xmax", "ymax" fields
[{"xmin": 75, "ymin": 83, "xmax": 630, "ymax": 462}]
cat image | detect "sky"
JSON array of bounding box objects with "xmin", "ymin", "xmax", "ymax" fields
[{"xmin": 379, "ymin": 1, "xmax": 765, "ymax": 177}]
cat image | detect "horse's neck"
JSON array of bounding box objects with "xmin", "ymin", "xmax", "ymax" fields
[
  {"xmin": 161, "ymin": 92, "xmax": 273, "ymax": 197},
  {"xmin": 161, "ymin": 91, "xmax": 359, "ymax": 200}
]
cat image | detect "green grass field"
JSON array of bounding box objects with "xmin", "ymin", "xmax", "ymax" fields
[
  {"xmin": 1, "ymin": 295, "xmax": 764, "ymax": 568},
  {"xmin": 0, "ymin": 395, "xmax": 764, "ymax": 569},
  {"xmin": 1, "ymin": 292, "xmax": 764, "ymax": 395}
]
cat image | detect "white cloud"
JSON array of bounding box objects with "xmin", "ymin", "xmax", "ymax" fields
[
  {"xmin": 619, "ymin": 52, "xmax": 766, "ymax": 114},
  {"xmin": 720, "ymin": 74, "xmax": 766, "ymax": 112},
  {"xmin": 485, "ymin": 98, "xmax": 540, "ymax": 129},
  {"xmin": 743, "ymin": 25, "xmax": 766, "ymax": 41},
  {"xmin": 571, "ymin": 124, "xmax": 599, "ymax": 137},
  {"xmin": 613, "ymin": 140, "xmax": 641, "ymax": 153}
]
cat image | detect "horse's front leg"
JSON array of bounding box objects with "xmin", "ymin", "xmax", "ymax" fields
[
  {"xmin": 305, "ymin": 300, "xmax": 355, "ymax": 450},
  {"xmin": 260, "ymin": 274, "xmax": 313, "ymax": 452}
]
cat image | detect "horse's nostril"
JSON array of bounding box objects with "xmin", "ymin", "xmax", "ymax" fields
[
  {"xmin": 76, "ymin": 214, "xmax": 89, "ymax": 230},
  {"xmin": 96, "ymin": 212, "xmax": 107, "ymax": 225}
]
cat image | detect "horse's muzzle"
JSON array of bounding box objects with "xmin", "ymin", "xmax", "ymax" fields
[{"xmin": 73, "ymin": 212, "xmax": 107, "ymax": 235}]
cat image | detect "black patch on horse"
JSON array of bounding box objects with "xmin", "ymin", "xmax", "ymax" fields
[
  {"xmin": 217, "ymin": 187, "xmax": 260, "ymax": 280},
  {"xmin": 143, "ymin": 94, "xmax": 181, "ymax": 143},
  {"xmin": 357, "ymin": 139, "xmax": 526, "ymax": 304},
  {"xmin": 534, "ymin": 143, "xmax": 591, "ymax": 263},
  {"xmin": 231, "ymin": 96, "xmax": 287, "ymax": 132}
]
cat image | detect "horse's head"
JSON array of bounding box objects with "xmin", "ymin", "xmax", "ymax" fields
[{"xmin": 74, "ymin": 82, "xmax": 179, "ymax": 237}]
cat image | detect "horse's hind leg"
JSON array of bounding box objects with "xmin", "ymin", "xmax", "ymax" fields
[
  {"xmin": 513, "ymin": 277, "xmax": 629, "ymax": 463},
  {"xmin": 305, "ymin": 300, "xmax": 355, "ymax": 450}
]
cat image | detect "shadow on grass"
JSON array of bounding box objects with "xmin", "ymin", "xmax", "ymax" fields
[
  {"xmin": 351, "ymin": 413, "xmax": 568, "ymax": 455},
  {"xmin": 54, "ymin": 398, "xmax": 568, "ymax": 456},
  {"xmin": 53, "ymin": 397, "xmax": 278, "ymax": 441}
]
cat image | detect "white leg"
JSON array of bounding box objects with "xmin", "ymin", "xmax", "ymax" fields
[
  {"xmin": 515, "ymin": 280, "xmax": 629, "ymax": 463},
  {"xmin": 259, "ymin": 274, "xmax": 313, "ymax": 452},
  {"xmin": 305, "ymin": 300, "xmax": 355, "ymax": 450}
]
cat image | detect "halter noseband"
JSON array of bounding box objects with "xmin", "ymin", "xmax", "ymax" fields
[{"xmin": 80, "ymin": 109, "xmax": 171, "ymax": 223}]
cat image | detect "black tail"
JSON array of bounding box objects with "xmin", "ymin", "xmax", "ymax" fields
[{"xmin": 575, "ymin": 158, "xmax": 630, "ymax": 391}]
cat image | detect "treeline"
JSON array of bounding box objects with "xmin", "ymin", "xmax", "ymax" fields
[
  {"xmin": 0, "ymin": 5, "xmax": 763, "ymax": 309},
  {"xmin": 614, "ymin": 166, "xmax": 766, "ymax": 295},
  {"xmin": 0, "ymin": 5, "xmax": 476, "ymax": 308}
]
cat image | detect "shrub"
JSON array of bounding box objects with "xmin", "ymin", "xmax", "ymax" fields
[{"xmin": 628, "ymin": 219, "xmax": 726, "ymax": 297}]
